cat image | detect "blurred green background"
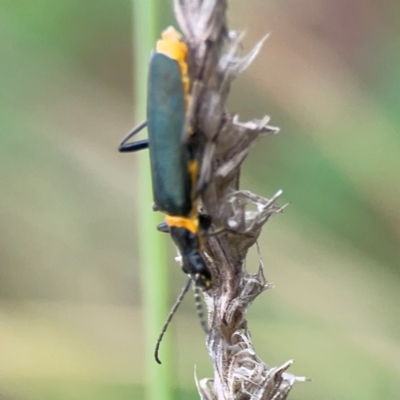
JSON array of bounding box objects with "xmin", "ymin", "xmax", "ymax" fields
[{"xmin": 1, "ymin": 0, "xmax": 400, "ymax": 399}]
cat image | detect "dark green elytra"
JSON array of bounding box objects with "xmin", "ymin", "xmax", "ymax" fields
[{"xmin": 147, "ymin": 53, "xmax": 193, "ymax": 217}]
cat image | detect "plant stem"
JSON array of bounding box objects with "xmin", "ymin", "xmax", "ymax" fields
[{"xmin": 132, "ymin": 1, "xmax": 172, "ymax": 399}]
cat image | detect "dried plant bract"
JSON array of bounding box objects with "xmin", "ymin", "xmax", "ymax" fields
[{"xmin": 174, "ymin": 0, "xmax": 307, "ymax": 398}]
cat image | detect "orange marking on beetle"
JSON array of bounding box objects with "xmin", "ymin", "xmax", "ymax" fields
[
  {"xmin": 165, "ymin": 215, "xmax": 199, "ymax": 235},
  {"xmin": 156, "ymin": 26, "xmax": 190, "ymax": 99}
]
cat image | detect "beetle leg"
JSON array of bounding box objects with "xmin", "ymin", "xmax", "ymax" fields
[
  {"xmin": 198, "ymin": 213, "xmax": 212, "ymax": 233},
  {"xmin": 204, "ymin": 226, "xmax": 227, "ymax": 237},
  {"xmin": 157, "ymin": 222, "xmax": 170, "ymax": 233},
  {"xmin": 204, "ymin": 226, "xmax": 255, "ymax": 238},
  {"xmin": 119, "ymin": 139, "xmax": 149, "ymax": 153},
  {"xmin": 118, "ymin": 121, "xmax": 148, "ymax": 152}
]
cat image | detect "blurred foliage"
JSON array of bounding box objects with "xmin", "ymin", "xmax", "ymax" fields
[{"xmin": 1, "ymin": 0, "xmax": 400, "ymax": 399}]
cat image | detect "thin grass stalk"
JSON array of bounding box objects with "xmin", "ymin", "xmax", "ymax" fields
[{"xmin": 132, "ymin": 1, "xmax": 173, "ymax": 399}]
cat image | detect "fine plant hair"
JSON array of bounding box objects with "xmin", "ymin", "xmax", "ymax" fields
[{"xmin": 172, "ymin": 0, "xmax": 308, "ymax": 399}]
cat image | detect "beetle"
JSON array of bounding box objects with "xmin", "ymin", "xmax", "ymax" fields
[{"xmin": 119, "ymin": 26, "xmax": 212, "ymax": 290}]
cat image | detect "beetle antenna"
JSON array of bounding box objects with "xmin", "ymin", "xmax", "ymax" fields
[
  {"xmin": 193, "ymin": 284, "xmax": 208, "ymax": 333},
  {"xmin": 154, "ymin": 277, "xmax": 192, "ymax": 364}
]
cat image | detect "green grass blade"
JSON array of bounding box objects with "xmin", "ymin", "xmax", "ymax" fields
[{"xmin": 132, "ymin": 1, "xmax": 173, "ymax": 399}]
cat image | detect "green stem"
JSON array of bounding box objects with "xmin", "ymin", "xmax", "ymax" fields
[{"xmin": 132, "ymin": 1, "xmax": 172, "ymax": 399}]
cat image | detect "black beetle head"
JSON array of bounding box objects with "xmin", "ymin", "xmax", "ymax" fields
[
  {"xmin": 184, "ymin": 251, "xmax": 212, "ymax": 291},
  {"xmin": 169, "ymin": 226, "xmax": 212, "ymax": 290}
]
